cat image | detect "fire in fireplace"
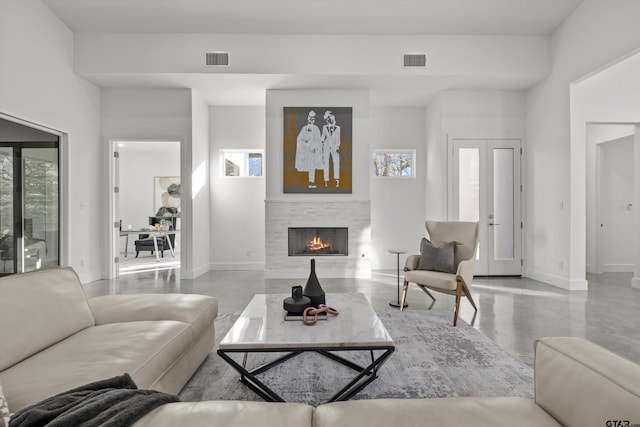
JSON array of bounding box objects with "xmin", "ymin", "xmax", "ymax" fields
[{"xmin": 288, "ymin": 227, "xmax": 348, "ymax": 256}]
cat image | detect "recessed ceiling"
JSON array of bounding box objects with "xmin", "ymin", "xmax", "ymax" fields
[{"xmin": 42, "ymin": 0, "xmax": 585, "ymax": 106}]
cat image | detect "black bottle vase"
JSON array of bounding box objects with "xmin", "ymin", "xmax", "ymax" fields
[{"xmin": 303, "ymin": 258, "xmax": 325, "ymax": 308}]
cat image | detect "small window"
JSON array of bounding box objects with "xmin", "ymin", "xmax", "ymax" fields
[
  {"xmin": 221, "ymin": 150, "xmax": 263, "ymax": 177},
  {"xmin": 372, "ymin": 149, "xmax": 416, "ymax": 177}
]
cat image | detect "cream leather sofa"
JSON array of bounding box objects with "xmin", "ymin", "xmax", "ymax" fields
[
  {"xmin": 0, "ymin": 267, "xmax": 218, "ymax": 413},
  {"xmin": 133, "ymin": 335, "xmax": 640, "ymax": 427},
  {"xmin": 2, "ymin": 268, "xmax": 639, "ymax": 426}
]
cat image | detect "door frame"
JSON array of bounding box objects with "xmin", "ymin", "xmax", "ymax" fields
[
  {"xmin": 448, "ymin": 138, "xmax": 523, "ymax": 276},
  {"xmin": 106, "ymin": 139, "xmax": 183, "ymax": 279}
]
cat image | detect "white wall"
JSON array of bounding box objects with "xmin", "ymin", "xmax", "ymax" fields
[
  {"xmin": 0, "ymin": 0, "xmax": 101, "ymax": 283},
  {"xmin": 425, "ymin": 95, "xmax": 446, "ymax": 221},
  {"xmin": 189, "ymin": 92, "xmax": 211, "ymax": 278},
  {"xmin": 74, "ymin": 34, "xmax": 549, "ymax": 106},
  {"xmin": 425, "ymin": 90, "xmax": 525, "ymax": 222},
  {"xmin": 370, "ymin": 107, "xmax": 426, "ymax": 269},
  {"xmin": 527, "ymin": 1, "xmax": 640, "ymax": 290},
  {"xmin": 209, "ymin": 106, "xmax": 265, "ymax": 270}
]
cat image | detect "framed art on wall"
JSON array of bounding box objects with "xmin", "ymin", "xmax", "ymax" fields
[
  {"xmin": 283, "ymin": 106, "xmax": 352, "ymax": 194},
  {"xmin": 154, "ymin": 176, "xmax": 181, "ymax": 214}
]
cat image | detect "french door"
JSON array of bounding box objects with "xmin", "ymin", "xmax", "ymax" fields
[
  {"xmin": 0, "ymin": 142, "xmax": 60, "ymax": 275},
  {"xmin": 452, "ymin": 139, "xmax": 522, "ymax": 276}
]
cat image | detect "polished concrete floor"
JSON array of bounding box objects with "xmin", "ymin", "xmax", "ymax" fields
[{"xmin": 85, "ymin": 268, "xmax": 640, "ymax": 367}]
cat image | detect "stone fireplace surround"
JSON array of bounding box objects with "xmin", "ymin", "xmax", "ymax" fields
[{"xmin": 265, "ymin": 200, "xmax": 371, "ymax": 278}]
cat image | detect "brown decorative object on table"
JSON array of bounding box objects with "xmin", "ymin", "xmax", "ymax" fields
[
  {"xmin": 303, "ymin": 258, "xmax": 325, "ymax": 308},
  {"xmin": 302, "ymin": 304, "xmax": 339, "ymax": 325}
]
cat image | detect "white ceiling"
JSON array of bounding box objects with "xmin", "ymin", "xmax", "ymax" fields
[
  {"xmin": 42, "ymin": 0, "xmax": 585, "ymax": 106},
  {"xmin": 43, "ymin": 0, "xmax": 583, "ymax": 35}
]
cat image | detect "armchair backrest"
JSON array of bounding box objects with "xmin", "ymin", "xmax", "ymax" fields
[{"xmin": 425, "ymin": 221, "xmax": 479, "ymax": 268}]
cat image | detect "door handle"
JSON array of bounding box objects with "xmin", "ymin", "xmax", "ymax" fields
[{"xmin": 489, "ymin": 223, "xmax": 500, "ymax": 226}]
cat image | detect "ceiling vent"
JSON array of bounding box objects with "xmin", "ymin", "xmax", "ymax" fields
[
  {"xmin": 205, "ymin": 51, "xmax": 229, "ymax": 67},
  {"xmin": 403, "ymin": 53, "xmax": 427, "ymax": 68}
]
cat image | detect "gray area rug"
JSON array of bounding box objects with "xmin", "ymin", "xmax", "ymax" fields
[{"xmin": 179, "ymin": 310, "xmax": 533, "ymax": 406}]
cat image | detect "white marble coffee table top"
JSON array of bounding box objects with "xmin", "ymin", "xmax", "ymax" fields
[{"xmin": 219, "ymin": 293, "xmax": 394, "ymax": 351}]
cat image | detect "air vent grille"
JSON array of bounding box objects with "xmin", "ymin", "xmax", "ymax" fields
[
  {"xmin": 403, "ymin": 53, "xmax": 426, "ymax": 68},
  {"xmin": 205, "ymin": 51, "xmax": 229, "ymax": 67}
]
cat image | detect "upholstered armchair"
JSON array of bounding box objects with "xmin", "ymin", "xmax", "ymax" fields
[
  {"xmin": 401, "ymin": 221, "xmax": 480, "ymax": 326},
  {"xmin": 134, "ymin": 235, "xmax": 168, "ymax": 258}
]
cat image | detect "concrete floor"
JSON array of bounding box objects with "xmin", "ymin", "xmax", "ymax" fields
[{"xmin": 85, "ymin": 269, "xmax": 640, "ymax": 367}]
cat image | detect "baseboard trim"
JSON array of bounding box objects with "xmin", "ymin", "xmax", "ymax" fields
[
  {"xmin": 210, "ymin": 262, "xmax": 265, "ymax": 271},
  {"xmin": 181, "ymin": 263, "xmax": 210, "ymax": 280},
  {"xmin": 602, "ymin": 263, "xmax": 634, "ymax": 273},
  {"xmin": 524, "ymin": 268, "xmax": 588, "ymax": 291}
]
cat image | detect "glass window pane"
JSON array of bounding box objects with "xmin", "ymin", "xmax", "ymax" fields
[
  {"xmin": 222, "ymin": 151, "xmax": 263, "ymax": 177},
  {"xmin": 23, "ymin": 148, "xmax": 59, "ymax": 271},
  {"xmin": 458, "ymin": 148, "xmax": 479, "ymax": 222},
  {"xmin": 0, "ymin": 147, "xmax": 15, "ymax": 274},
  {"xmin": 372, "ymin": 150, "xmax": 415, "ymax": 177},
  {"xmin": 493, "ymin": 148, "xmax": 514, "ymax": 260}
]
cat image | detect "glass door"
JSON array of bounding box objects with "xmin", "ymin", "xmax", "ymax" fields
[
  {"xmin": 452, "ymin": 139, "xmax": 522, "ymax": 276},
  {"xmin": 0, "ymin": 147, "xmax": 15, "ymax": 274},
  {"xmin": 0, "ymin": 143, "xmax": 60, "ymax": 275}
]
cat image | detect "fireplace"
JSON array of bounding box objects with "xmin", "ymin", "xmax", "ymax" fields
[{"xmin": 288, "ymin": 227, "xmax": 348, "ymax": 256}]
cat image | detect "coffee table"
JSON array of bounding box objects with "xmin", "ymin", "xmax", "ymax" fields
[{"xmin": 217, "ymin": 293, "xmax": 395, "ymax": 403}]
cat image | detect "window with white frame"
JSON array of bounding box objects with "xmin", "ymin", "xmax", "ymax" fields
[
  {"xmin": 220, "ymin": 149, "xmax": 263, "ymax": 177},
  {"xmin": 372, "ymin": 149, "xmax": 416, "ymax": 177}
]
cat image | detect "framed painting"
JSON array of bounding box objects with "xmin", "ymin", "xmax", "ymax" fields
[
  {"xmin": 154, "ymin": 176, "xmax": 181, "ymax": 215},
  {"xmin": 283, "ymin": 106, "xmax": 352, "ymax": 194}
]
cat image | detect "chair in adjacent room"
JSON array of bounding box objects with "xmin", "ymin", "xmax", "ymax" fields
[
  {"xmin": 400, "ymin": 220, "xmax": 480, "ymax": 326},
  {"xmin": 134, "ymin": 234, "xmax": 167, "ymax": 258}
]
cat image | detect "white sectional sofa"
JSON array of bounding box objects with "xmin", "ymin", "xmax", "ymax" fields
[
  {"xmin": 1, "ymin": 267, "xmax": 639, "ymax": 426},
  {"xmin": 0, "ymin": 267, "xmax": 217, "ymax": 412}
]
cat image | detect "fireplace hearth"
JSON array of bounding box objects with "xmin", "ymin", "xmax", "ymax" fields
[{"xmin": 288, "ymin": 227, "xmax": 348, "ymax": 256}]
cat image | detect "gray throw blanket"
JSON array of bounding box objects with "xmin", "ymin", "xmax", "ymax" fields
[{"xmin": 9, "ymin": 374, "xmax": 178, "ymax": 427}]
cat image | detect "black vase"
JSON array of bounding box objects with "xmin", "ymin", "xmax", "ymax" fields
[{"xmin": 303, "ymin": 258, "xmax": 325, "ymax": 308}]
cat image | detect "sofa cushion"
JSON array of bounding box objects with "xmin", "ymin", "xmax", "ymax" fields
[
  {"xmin": 314, "ymin": 397, "xmax": 561, "ymax": 427},
  {"xmin": 1, "ymin": 320, "xmax": 192, "ymax": 412},
  {"xmin": 0, "ymin": 267, "xmax": 95, "ymax": 371},
  {"xmin": 88, "ymin": 294, "xmax": 218, "ymax": 342},
  {"xmin": 535, "ymin": 337, "xmax": 640, "ymax": 427},
  {"xmin": 132, "ymin": 401, "xmax": 314, "ymax": 427},
  {"xmin": 404, "ymin": 269, "xmax": 458, "ymax": 292}
]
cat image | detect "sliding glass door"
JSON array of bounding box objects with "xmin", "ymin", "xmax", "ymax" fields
[{"xmin": 0, "ymin": 142, "xmax": 59, "ymax": 275}]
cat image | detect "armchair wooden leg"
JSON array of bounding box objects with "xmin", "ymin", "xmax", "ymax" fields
[
  {"xmin": 452, "ymin": 277, "xmax": 478, "ymax": 327},
  {"xmin": 458, "ymin": 276, "xmax": 478, "ymax": 311},
  {"xmin": 400, "ymin": 279, "xmax": 409, "ymax": 311},
  {"xmin": 453, "ymin": 282, "xmax": 463, "ymax": 327}
]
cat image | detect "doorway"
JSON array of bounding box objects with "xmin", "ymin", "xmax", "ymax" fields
[
  {"xmin": 0, "ymin": 119, "xmax": 60, "ymax": 275},
  {"xmin": 451, "ymin": 139, "xmax": 522, "ymax": 276},
  {"xmin": 595, "ymin": 136, "xmax": 634, "ymax": 273},
  {"xmin": 111, "ymin": 140, "xmax": 181, "ymax": 277}
]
